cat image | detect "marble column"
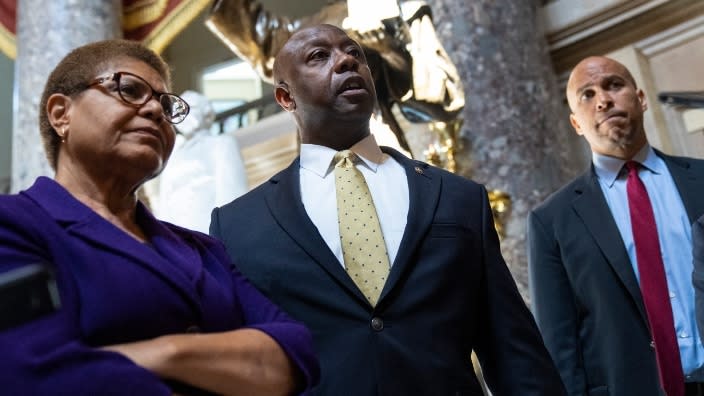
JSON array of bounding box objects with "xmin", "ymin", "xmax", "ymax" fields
[
  {"xmin": 11, "ymin": 0, "xmax": 121, "ymax": 192},
  {"xmin": 430, "ymin": 0, "xmax": 589, "ymax": 299}
]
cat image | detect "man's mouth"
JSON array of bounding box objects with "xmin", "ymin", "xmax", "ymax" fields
[
  {"xmin": 338, "ymin": 77, "xmax": 366, "ymax": 94},
  {"xmin": 597, "ymin": 111, "xmax": 627, "ymax": 126}
]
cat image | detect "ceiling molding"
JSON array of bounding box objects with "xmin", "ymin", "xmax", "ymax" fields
[
  {"xmin": 542, "ymin": 0, "xmax": 666, "ymax": 50},
  {"xmin": 634, "ymin": 13, "xmax": 704, "ymax": 56},
  {"xmin": 543, "ymin": 0, "xmax": 704, "ymax": 74}
]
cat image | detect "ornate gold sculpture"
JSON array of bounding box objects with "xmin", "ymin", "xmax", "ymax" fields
[
  {"xmin": 424, "ymin": 118, "xmax": 462, "ymax": 173},
  {"xmin": 206, "ymin": 0, "xmax": 464, "ymax": 155},
  {"xmin": 488, "ymin": 189, "xmax": 512, "ymax": 239},
  {"xmin": 206, "ymin": 0, "xmax": 511, "ymax": 238}
]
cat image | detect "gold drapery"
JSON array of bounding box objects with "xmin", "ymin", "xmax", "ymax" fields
[
  {"xmin": 0, "ymin": 0, "xmax": 210, "ymax": 59},
  {"xmin": 123, "ymin": 0, "xmax": 211, "ymax": 54},
  {"xmin": 0, "ymin": 0, "xmax": 15, "ymax": 58}
]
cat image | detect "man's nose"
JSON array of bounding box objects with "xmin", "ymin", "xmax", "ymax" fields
[
  {"xmin": 334, "ymin": 51, "xmax": 359, "ymax": 73},
  {"xmin": 596, "ymin": 91, "xmax": 613, "ymax": 111}
]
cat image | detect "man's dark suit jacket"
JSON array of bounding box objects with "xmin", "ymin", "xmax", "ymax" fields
[
  {"xmin": 211, "ymin": 147, "xmax": 566, "ymax": 396},
  {"xmin": 528, "ymin": 150, "xmax": 704, "ymax": 396},
  {"xmin": 692, "ymin": 215, "xmax": 704, "ymax": 346}
]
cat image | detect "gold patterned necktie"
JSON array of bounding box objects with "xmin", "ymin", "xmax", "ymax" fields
[{"xmin": 334, "ymin": 150, "xmax": 390, "ymax": 306}]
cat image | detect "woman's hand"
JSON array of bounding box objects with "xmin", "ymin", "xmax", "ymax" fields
[{"xmin": 102, "ymin": 335, "xmax": 175, "ymax": 373}]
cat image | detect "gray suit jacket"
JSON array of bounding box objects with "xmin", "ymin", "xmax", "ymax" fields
[{"xmin": 528, "ymin": 150, "xmax": 704, "ymax": 396}]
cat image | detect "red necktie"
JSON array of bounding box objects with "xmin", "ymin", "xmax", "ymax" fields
[{"xmin": 626, "ymin": 161, "xmax": 684, "ymax": 396}]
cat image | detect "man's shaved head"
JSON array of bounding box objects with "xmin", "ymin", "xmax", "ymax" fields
[
  {"xmin": 270, "ymin": 23, "xmax": 376, "ymax": 149},
  {"xmin": 273, "ymin": 24, "xmax": 349, "ymax": 85},
  {"xmin": 565, "ymin": 55, "xmax": 647, "ymax": 159},
  {"xmin": 566, "ymin": 56, "xmax": 637, "ymax": 112}
]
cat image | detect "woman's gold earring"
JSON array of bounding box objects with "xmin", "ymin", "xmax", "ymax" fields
[{"xmin": 60, "ymin": 127, "xmax": 67, "ymax": 143}]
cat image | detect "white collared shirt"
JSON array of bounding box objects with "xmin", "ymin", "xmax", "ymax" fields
[{"xmin": 299, "ymin": 135, "xmax": 409, "ymax": 267}]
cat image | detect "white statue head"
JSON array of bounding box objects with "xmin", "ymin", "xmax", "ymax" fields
[{"xmin": 177, "ymin": 90, "xmax": 216, "ymax": 139}]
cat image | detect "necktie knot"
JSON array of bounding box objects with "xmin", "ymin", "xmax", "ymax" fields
[
  {"xmin": 334, "ymin": 150, "xmax": 356, "ymax": 169},
  {"xmin": 625, "ymin": 160, "xmax": 640, "ymax": 174}
]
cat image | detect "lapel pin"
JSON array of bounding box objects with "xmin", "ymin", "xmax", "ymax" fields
[{"xmin": 414, "ymin": 166, "xmax": 423, "ymax": 175}]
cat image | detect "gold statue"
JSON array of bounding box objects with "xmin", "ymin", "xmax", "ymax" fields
[
  {"xmin": 487, "ymin": 189, "xmax": 512, "ymax": 239},
  {"xmin": 206, "ymin": 0, "xmax": 510, "ymax": 239},
  {"xmin": 424, "ymin": 118, "xmax": 462, "ymax": 173},
  {"xmin": 206, "ymin": 0, "xmax": 464, "ymax": 156}
]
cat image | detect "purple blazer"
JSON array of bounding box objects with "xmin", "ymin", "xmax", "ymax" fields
[{"xmin": 0, "ymin": 177, "xmax": 319, "ymax": 395}]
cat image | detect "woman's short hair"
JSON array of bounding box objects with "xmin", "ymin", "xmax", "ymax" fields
[{"xmin": 39, "ymin": 39, "xmax": 171, "ymax": 169}]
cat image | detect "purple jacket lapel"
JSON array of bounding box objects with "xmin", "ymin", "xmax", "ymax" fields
[{"xmin": 23, "ymin": 177, "xmax": 203, "ymax": 311}]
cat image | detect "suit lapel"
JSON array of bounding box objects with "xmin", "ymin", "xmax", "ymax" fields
[
  {"xmin": 264, "ymin": 160, "xmax": 370, "ymax": 305},
  {"xmin": 661, "ymin": 151, "xmax": 704, "ymax": 223},
  {"xmin": 571, "ymin": 170, "xmax": 648, "ymax": 324},
  {"xmin": 378, "ymin": 148, "xmax": 440, "ymax": 303}
]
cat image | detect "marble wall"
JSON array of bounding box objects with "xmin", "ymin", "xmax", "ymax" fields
[
  {"xmin": 430, "ymin": 0, "xmax": 589, "ymax": 298},
  {"xmin": 11, "ymin": 0, "xmax": 121, "ymax": 192},
  {"xmin": 0, "ymin": 52, "xmax": 12, "ymax": 193}
]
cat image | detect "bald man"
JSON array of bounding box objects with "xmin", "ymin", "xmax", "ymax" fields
[
  {"xmin": 211, "ymin": 24, "xmax": 566, "ymax": 395},
  {"xmin": 528, "ymin": 56, "xmax": 704, "ymax": 395}
]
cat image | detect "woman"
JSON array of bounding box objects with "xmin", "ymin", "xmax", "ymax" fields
[{"xmin": 0, "ymin": 39, "xmax": 318, "ymax": 395}]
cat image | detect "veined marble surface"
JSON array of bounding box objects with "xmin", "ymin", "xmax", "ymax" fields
[
  {"xmin": 11, "ymin": 0, "xmax": 121, "ymax": 192},
  {"xmin": 430, "ymin": 0, "xmax": 589, "ymax": 299}
]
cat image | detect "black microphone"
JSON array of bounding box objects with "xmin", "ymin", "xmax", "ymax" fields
[{"xmin": 0, "ymin": 264, "xmax": 60, "ymax": 331}]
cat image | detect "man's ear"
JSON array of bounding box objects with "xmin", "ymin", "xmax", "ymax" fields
[
  {"xmin": 569, "ymin": 113, "xmax": 583, "ymax": 136},
  {"xmin": 274, "ymin": 83, "xmax": 296, "ymax": 112},
  {"xmin": 46, "ymin": 93, "xmax": 71, "ymax": 131},
  {"xmin": 637, "ymin": 88, "xmax": 648, "ymax": 112}
]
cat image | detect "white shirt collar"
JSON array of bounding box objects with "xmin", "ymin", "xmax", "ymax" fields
[{"xmin": 300, "ymin": 134, "xmax": 387, "ymax": 177}]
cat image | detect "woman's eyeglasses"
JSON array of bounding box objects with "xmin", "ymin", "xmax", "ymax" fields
[{"xmin": 88, "ymin": 71, "xmax": 190, "ymax": 124}]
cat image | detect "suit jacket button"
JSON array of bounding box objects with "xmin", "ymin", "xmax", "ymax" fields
[
  {"xmin": 186, "ymin": 325, "xmax": 201, "ymax": 333},
  {"xmin": 370, "ymin": 317, "xmax": 384, "ymax": 331}
]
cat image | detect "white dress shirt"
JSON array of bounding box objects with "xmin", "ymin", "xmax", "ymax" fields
[{"xmin": 299, "ymin": 134, "xmax": 409, "ymax": 267}]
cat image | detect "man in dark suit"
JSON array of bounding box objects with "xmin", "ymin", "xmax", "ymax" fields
[
  {"xmin": 211, "ymin": 24, "xmax": 566, "ymax": 395},
  {"xmin": 528, "ymin": 55, "xmax": 704, "ymax": 396}
]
